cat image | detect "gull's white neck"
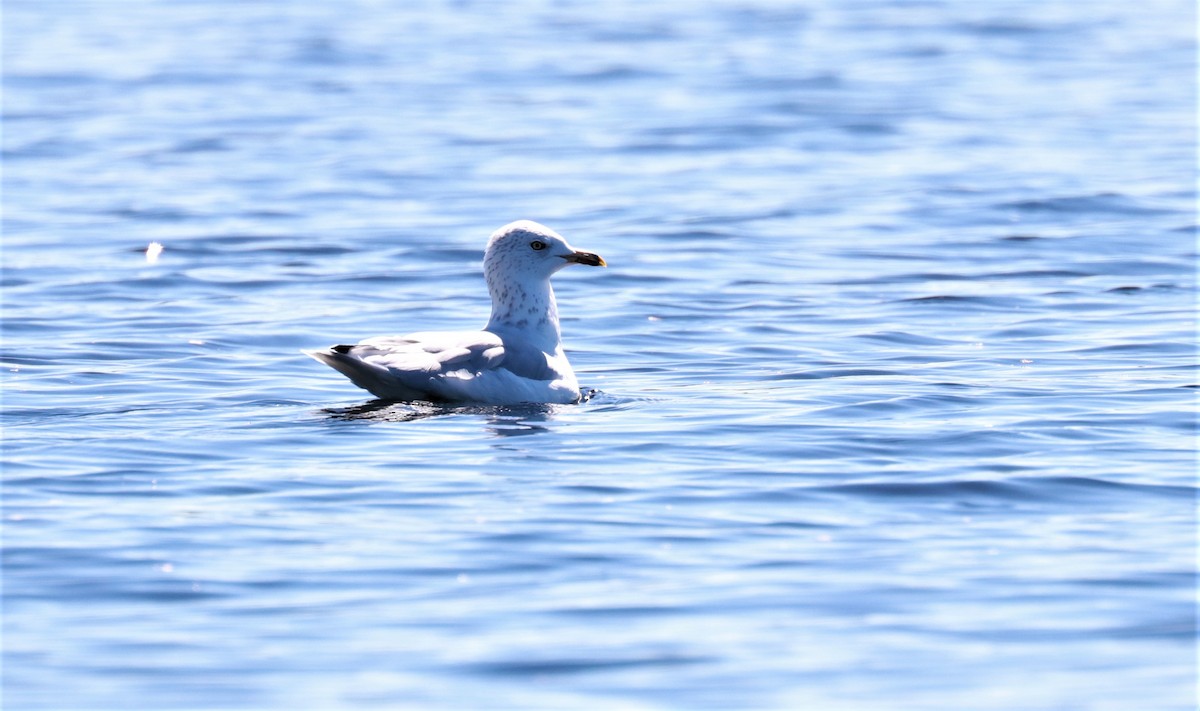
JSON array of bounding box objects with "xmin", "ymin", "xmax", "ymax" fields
[{"xmin": 484, "ymin": 274, "xmax": 562, "ymax": 352}]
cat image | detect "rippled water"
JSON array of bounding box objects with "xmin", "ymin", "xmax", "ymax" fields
[{"xmin": 3, "ymin": 2, "xmax": 1196, "ymax": 709}]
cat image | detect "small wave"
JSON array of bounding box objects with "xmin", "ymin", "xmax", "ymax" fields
[
  {"xmin": 1068, "ymin": 341, "xmax": 1194, "ymax": 355},
  {"xmin": 816, "ymin": 476, "xmax": 1193, "ymax": 505},
  {"xmin": 855, "ymin": 331, "xmax": 962, "ymax": 346},
  {"xmin": 896, "ymin": 295, "xmax": 1032, "ymax": 309},
  {"xmin": 765, "ymin": 368, "xmax": 896, "ymax": 381},
  {"xmin": 465, "ymin": 654, "xmax": 710, "ymax": 677},
  {"xmin": 1000, "ymin": 193, "xmax": 1172, "ymax": 216}
]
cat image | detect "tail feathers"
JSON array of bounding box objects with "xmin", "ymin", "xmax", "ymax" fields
[{"xmin": 303, "ymin": 348, "xmax": 428, "ymax": 401}]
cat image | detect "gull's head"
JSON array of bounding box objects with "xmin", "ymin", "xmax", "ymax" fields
[{"xmin": 484, "ymin": 220, "xmax": 605, "ymax": 285}]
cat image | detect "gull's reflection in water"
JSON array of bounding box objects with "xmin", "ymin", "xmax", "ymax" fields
[
  {"xmin": 319, "ymin": 399, "xmax": 565, "ymax": 436},
  {"xmin": 321, "ymin": 400, "xmax": 448, "ymax": 423}
]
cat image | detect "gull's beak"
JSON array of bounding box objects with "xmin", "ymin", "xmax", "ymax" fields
[{"xmin": 561, "ymin": 250, "xmax": 607, "ymax": 267}]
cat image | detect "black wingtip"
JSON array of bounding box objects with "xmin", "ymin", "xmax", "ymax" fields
[{"xmin": 331, "ymin": 344, "xmax": 354, "ymax": 354}]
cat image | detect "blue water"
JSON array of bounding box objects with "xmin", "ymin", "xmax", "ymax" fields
[{"xmin": 3, "ymin": 1, "xmax": 1196, "ymax": 709}]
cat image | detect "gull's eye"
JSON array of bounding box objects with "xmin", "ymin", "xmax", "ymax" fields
[{"xmin": 530, "ymin": 240, "xmax": 547, "ymax": 251}]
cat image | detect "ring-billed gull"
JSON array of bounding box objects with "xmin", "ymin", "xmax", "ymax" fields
[{"xmin": 305, "ymin": 220, "xmax": 606, "ymax": 405}]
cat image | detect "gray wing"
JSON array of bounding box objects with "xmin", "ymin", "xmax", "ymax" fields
[
  {"xmin": 306, "ymin": 328, "xmax": 571, "ymax": 403},
  {"xmin": 305, "ymin": 330, "xmax": 513, "ymax": 401},
  {"xmin": 351, "ymin": 331, "xmax": 507, "ymax": 374}
]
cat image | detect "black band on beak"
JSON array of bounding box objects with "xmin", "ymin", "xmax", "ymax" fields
[{"xmin": 561, "ymin": 251, "xmax": 607, "ymax": 267}]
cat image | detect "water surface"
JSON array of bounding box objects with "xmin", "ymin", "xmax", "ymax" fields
[{"xmin": 3, "ymin": 1, "xmax": 1196, "ymax": 709}]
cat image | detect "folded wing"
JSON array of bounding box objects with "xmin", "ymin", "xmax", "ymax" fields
[
  {"xmin": 350, "ymin": 331, "xmax": 507, "ymax": 374},
  {"xmin": 305, "ymin": 330, "xmax": 576, "ymax": 404}
]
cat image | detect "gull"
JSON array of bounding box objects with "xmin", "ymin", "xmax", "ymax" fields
[{"xmin": 305, "ymin": 220, "xmax": 606, "ymax": 405}]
